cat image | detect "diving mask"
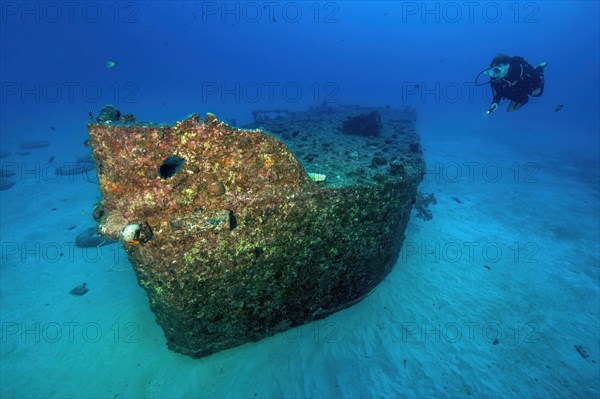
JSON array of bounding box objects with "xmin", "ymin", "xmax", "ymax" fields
[{"xmin": 485, "ymin": 63, "xmax": 509, "ymax": 78}]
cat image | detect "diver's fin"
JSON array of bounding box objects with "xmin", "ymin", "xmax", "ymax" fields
[
  {"xmin": 507, "ymin": 101, "xmax": 523, "ymax": 112},
  {"xmin": 537, "ymin": 61, "xmax": 547, "ymax": 69}
]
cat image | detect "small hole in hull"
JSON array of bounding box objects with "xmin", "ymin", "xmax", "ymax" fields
[{"xmin": 159, "ymin": 156, "xmax": 185, "ymax": 179}]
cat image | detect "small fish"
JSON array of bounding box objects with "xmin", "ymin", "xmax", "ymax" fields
[
  {"xmin": 554, "ymin": 104, "xmax": 563, "ymax": 112},
  {"xmin": 49, "ymin": 126, "xmax": 56, "ymax": 131},
  {"xmin": 105, "ymin": 60, "xmax": 118, "ymax": 69},
  {"xmin": 48, "ymin": 156, "xmax": 55, "ymax": 163}
]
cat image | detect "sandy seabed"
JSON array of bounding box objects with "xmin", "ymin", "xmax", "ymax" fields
[{"xmin": 1, "ymin": 122, "xmax": 598, "ymax": 399}]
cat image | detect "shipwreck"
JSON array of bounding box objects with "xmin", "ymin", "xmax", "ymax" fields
[{"xmin": 88, "ymin": 105, "xmax": 425, "ymax": 358}]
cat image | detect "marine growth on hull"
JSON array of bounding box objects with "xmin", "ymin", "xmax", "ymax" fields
[{"xmin": 87, "ymin": 104, "xmax": 425, "ymax": 358}]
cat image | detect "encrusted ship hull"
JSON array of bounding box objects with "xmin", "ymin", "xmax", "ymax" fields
[{"xmin": 88, "ymin": 106, "xmax": 424, "ymax": 358}]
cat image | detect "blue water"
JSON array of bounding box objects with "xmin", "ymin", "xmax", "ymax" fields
[{"xmin": 1, "ymin": 2, "xmax": 599, "ymax": 398}]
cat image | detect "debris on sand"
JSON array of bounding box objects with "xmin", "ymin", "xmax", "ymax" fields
[{"xmin": 69, "ymin": 283, "xmax": 89, "ymax": 296}]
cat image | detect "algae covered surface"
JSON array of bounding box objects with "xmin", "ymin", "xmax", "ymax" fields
[{"xmin": 88, "ymin": 105, "xmax": 424, "ymax": 358}]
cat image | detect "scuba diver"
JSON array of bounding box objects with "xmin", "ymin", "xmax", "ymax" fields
[{"xmin": 482, "ymin": 53, "xmax": 546, "ymax": 114}]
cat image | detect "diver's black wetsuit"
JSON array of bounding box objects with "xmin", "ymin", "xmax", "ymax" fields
[{"xmin": 490, "ymin": 56, "xmax": 545, "ymax": 107}]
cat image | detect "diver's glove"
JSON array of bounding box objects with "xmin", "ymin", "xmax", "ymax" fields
[{"xmin": 486, "ymin": 103, "xmax": 499, "ymax": 114}]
